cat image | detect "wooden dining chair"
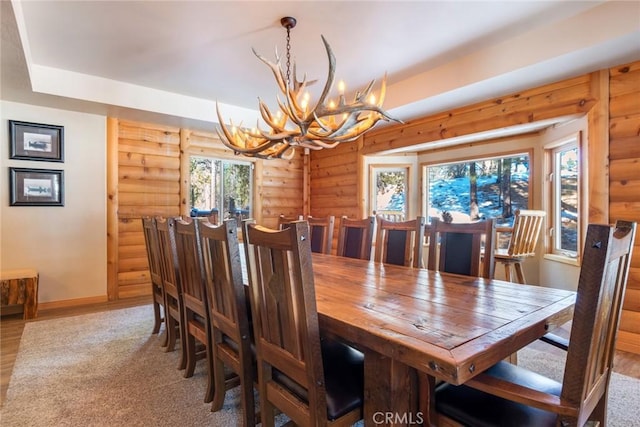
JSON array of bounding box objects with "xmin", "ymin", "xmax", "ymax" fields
[
  {"xmin": 277, "ymin": 213, "xmax": 302, "ymax": 230},
  {"xmin": 199, "ymin": 218, "xmax": 257, "ymax": 425},
  {"xmin": 141, "ymin": 216, "xmax": 166, "ymax": 341},
  {"xmin": 434, "ymin": 220, "xmax": 637, "ymax": 427},
  {"xmin": 427, "ymin": 218, "xmax": 496, "ymax": 279},
  {"xmin": 374, "ymin": 216, "xmax": 426, "ymax": 267},
  {"xmin": 336, "ymin": 216, "xmax": 376, "ymax": 260},
  {"xmin": 307, "ymin": 215, "xmax": 335, "ymax": 254},
  {"xmin": 173, "ymin": 217, "xmax": 214, "ymax": 402},
  {"xmin": 207, "ymin": 209, "xmax": 220, "ymax": 225},
  {"xmin": 242, "ymin": 219, "xmax": 364, "ymax": 427},
  {"xmin": 155, "ymin": 216, "xmax": 187, "ymax": 369},
  {"xmin": 495, "ymin": 209, "xmax": 546, "ymax": 284}
]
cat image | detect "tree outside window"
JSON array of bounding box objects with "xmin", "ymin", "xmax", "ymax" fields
[
  {"xmin": 190, "ymin": 157, "xmax": 253, "ymax": 223},
  {"xmin": 425, "ymin": 154, "xmax": 530, "ymax": 226},
  {"xmin": 371, "ymin": 168, "xmax": 408, "ymax": 221}
]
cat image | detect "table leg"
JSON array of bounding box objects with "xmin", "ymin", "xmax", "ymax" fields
[{"xmin": 363, "ymin": 349, "xmax": 422, "ymax": 426}]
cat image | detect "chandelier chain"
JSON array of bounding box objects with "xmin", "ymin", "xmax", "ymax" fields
[{"xmin": 285, "ymin": 26, "xmax": 291, "ymax": 87}]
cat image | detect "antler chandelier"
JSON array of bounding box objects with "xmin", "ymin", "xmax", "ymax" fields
[{"xmin": 216, "ymin": 16, "xmax": 402, "ymax": 160}]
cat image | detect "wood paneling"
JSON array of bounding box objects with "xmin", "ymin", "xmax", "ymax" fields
[
  {"xmin": 609, "ymin": 62, "xmax": 640, "ymax": 354},
  {"xmin": 111, "ymin": 121, "xmax": 182, "ymax": 299},
  {"xmin": 361, "ymin": 76, "xmax": 593, "ymax": 155},
  {"xmin": 107, "ymin": 121, "xmax": 305, "ymax": 299}
]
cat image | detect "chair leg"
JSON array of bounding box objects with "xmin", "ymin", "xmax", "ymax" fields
[
  {"xmin": 514, "ymin": 262, "xmax": 526, "ymax": 284},
  {"xmin": 152, "ymin": 300, "xmax": 162, "ymax": 334},
  {"xmin": 203, "ymin": 338, "xmax": 215, "ymax": 403},
  {"xmin": 239, "ymin": 369, "xmax": 256, "ymax": 427},
  {"xmin": 503, "ymin": 262, "xmax": 512, "ymax": 282},
  {"xmin": 176, "ymin": 319, "xmax": 187, "ymax": 370},
  {"xmin": 210, "ymin": 354, "xmax": 226, "ymax": 411},
  {"xmin": 165, "ymin": 312, "xmax": 178, "ymax": 353},
  {"xmin": 590, "ymin": 389, "xmax": 608, "ymax": 426},
  {"xmin": 183, "ymin": 326, "xmax": 196, "ymax": 379}
]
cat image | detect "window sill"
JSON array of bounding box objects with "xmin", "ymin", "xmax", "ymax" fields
[{"xmin": 543, "ymin": 253, "xmax": 580, "ymax": 267}]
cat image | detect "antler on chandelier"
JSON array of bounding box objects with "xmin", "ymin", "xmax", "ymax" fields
[{"xmin": 216, "ymin": 33, "xmax": 402, "ymax": 160}]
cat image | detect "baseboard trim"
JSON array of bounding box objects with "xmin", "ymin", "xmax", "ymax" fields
[{"xmin": 39, "ymin": 295, "xmax": 109, "ymax": 311}]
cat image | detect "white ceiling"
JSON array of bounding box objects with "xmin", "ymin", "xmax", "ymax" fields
[{"xmin": 2, "ymin": 0, "xmax": 639, "ymax": 135}]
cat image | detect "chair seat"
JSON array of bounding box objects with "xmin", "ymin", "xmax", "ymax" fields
[
  {"xmin": 274, "ymin": 338, "xmax": 364, "ymax": 421},
  {"xmin": 435, "ymin": 361, "xmax": 561, "ymax": 427},
  {"xmin": 494, "ymin": 249, "xmax": 526, "ymax": 261}
]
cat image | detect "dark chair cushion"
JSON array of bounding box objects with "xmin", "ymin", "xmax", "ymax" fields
[
  {"xmin": 386, "ymin": 229, "xmax": 408, "ymax": 265},
  {"xmin": 435, "ymin": 361, "xmax": 562, "ymax": 427},
  {"xmin": 273, "ymin": 338, "xmax": 364, "ymax": 421},
  {"xmin": 344, "ymin": 228, "xmax": 364, "ymax": 259}
]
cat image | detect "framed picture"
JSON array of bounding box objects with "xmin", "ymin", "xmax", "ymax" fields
[
  {"xmin": 9, "ymin": 167, "xmax": 64, "ymax": 206},
  {"xmin": 9, "ymin": 120, "xmax": 64, "ymax": 162}
]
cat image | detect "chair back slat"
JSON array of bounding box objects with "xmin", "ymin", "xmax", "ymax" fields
[
  {"xmin": 200, "ymin": 218, "xmax": 248, "ymax": 334},
  {"xmin": 428, "ymin": 219, "xmax": 496, "ymax": 279},
  {"xmin": 375, "ymin": 216, "xmax": 426, "ymax": 267},
  {"xmin": 507, "ymin": 209, "xmax": 545, "ymax": 257},
  {"xmin": 174, "ymin": 217, "xmax": 206, "ymax": 305},
  {"xmin": 142, "ymin": 216, "xmax": 163, "ymax": 286},
  {"xmin": 155, "ymin": 216, "xmax": 187, "ymax": 359},
  {"xmin": 243, "ymin": 220, "xmax": 327, "ymax": 422},
  {"xmin": 561, "ymin": 220, "xmax": 636, "ymax": 424},
  {"xmin": 337, "ymin": 216, "xmax": 376, "ymax": 260},
  {"xmin": 156, "ymin": 217, "xmax": 181, "ymax": 297}
]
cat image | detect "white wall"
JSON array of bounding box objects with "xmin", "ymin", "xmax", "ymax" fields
[{"xmin": 1, "ymin": 101, "xmax": 107, "ymax": 303}]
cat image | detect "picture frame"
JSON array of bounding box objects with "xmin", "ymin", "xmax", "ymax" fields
[
  {"xmin": 9, "ymin": 120, "xmax": 64, "ymax": 162},
  {"xmin": 9, "ymin": 167, "xmax": 64, "ymax": 207}
]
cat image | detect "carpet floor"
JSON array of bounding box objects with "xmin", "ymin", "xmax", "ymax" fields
[{"xmin": 1, "ymin": 305, "xmax": 638, "ymax": 426}]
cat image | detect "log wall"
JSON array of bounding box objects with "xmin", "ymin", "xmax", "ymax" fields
[
  {"xmin": 609, "ymin": 62, "xmax": 640, "ymax": 354},
  {"xmin": 309, "ymin": 60, "xmax": 640, "ymax": 353},
  {"xmin": 106, "ymin": 121, "xmax": 303, "ymax": 300}
]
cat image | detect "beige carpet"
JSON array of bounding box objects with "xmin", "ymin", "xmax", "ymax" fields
[{"xmin": 1, "ymin": 305, "xmax": 638, "ymax": 426}]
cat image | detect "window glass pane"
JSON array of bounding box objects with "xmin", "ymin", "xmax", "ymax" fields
[
  {"xmin": 558, "ymin": 147, "xmax": 578, "ymax": 253},
  {"xmin": 190, "ymin": 157, "xmax": 215, "ymax": 212},
  {"xmin": 222, "ymin": 162, "xmax": 252, "ymax": 220},
  {"xmin": 373, "ymin": 169, "xmax": 406, "ymax": 221},
  {"xmin": 426, "ymin": 155, "xmax": 529, "ymax": 227},
  {"xmin": 190, "ymin": 157, "xmax": 252, "ymax": 223}
]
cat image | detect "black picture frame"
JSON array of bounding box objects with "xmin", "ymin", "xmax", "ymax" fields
[
  {"xmin": 9, "ymin": 167, "xmax": 64, "ymax": 206},
  {"xmin": 9, "ymin": 120, "xmax": 64, "ymax": 162}
]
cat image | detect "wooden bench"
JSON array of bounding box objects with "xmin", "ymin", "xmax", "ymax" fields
[{"xmin": 0, "ymin": 269, "xmax": 39, "ymax": 319}]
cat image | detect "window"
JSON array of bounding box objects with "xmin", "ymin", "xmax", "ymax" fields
[
  {"xmin": 189, "ymin": 157, "xmax": 253, "ymax": 224},
  {"xmin": 370, "ymin": 166, "xmax": 408, "ymax": 221},
  {"xmin": 424, "ymin": 153, "xmax": 530, "ymax": 226},
  {"xmin": 546, "ymin": 134, "xmax": 580, "ymax": 258}
]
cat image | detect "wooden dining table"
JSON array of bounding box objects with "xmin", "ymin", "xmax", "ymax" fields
[{"xmin": 308, "ymin": 252, "xmax": 576, "ymax": 426}]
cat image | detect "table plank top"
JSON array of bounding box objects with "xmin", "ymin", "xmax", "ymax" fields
[{"xmin": 310, "ymin": 253, "xmax": 576, "ymax": 385}]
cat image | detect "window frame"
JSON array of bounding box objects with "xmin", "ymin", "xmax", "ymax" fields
[{"xmin": 543, "ymin": 131, "xmax": 583, "ymax": 264}]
